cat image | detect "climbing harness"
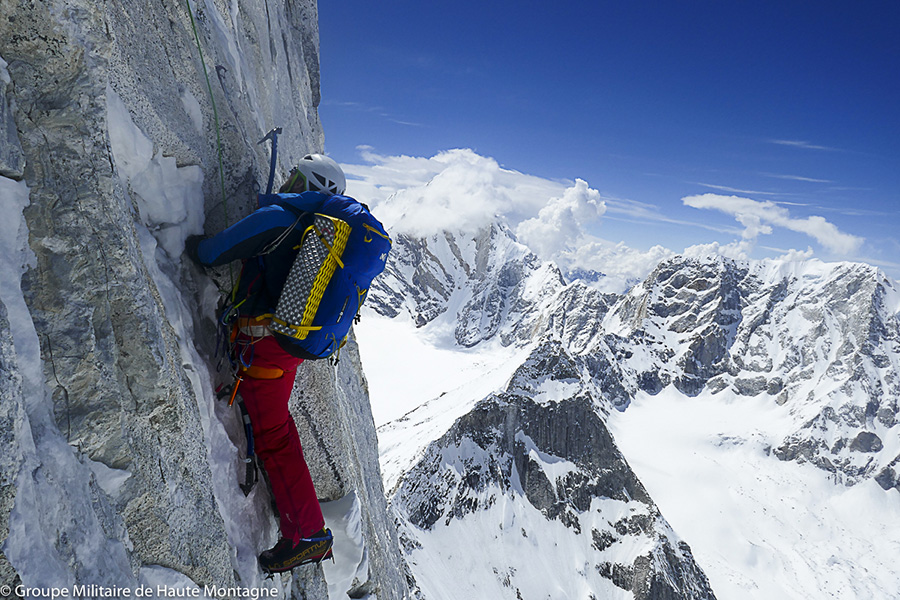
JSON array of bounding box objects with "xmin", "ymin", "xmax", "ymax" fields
[{"xmin": 214, "ymin": 313, "xmax": 286, "ymax": 495}]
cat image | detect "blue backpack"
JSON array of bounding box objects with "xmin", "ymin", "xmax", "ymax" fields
[{"xmin": 268, "ymin": 197, "xmax": 391, "ymax": 360}]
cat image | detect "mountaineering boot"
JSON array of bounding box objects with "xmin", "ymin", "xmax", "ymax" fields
[{"xmin": 259, "ymin": 528, "xmax": 334, "ymax": 573}]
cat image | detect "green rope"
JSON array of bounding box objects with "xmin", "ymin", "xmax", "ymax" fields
[{"xmin": 185, "ymin": 0, "xmax": 235, "ymax": 289}]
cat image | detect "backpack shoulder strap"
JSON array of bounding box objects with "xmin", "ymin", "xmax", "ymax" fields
[{"xmin": 256, "ymin": 200, "xmax": 310, "ymax": 256}]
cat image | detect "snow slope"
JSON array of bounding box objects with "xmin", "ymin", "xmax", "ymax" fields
[{"xmin": 610, "ymin": 387, "xmax": 900, "ymax": 600}]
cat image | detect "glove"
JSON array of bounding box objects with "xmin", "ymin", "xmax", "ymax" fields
[{"xmin": 184, "ymin": 234, "xmax": 206, "ymax": 265}]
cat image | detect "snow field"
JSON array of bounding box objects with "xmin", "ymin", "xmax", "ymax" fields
[
  {"xmin": 608, "ymin": 387, "xmax": 900, "ymax": 600},
  {"xmin": 357, "ymin": 312, "xmax": 533, "ymax": 492},
  {"xmin": 400, "ymin": 484, "xmax": 650, "ymax": 600}
]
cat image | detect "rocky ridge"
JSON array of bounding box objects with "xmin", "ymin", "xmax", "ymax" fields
[
  {"xmin": 369, "ymin": 223, "xmax": 900, "ymax": 599},
  {"xmin": 391, "ymin": 338, "xmax": 717, "ymax": 600},
  {"xmin": 598, "ymin": 256, "xmax": 900, "ymax": 488},
  {"xmin": 369, "ymin": 223, "xmax": 565, "ymax": 347}
]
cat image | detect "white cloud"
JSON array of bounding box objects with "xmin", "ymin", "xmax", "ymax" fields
[
  {"xmin": 695, "ymin": 182, "xmax": 783, "ymax": 197},
  {"xmin": 682, "ymin": 193, "xmax": 863, "ymax": 255},
  {"xmin": 776, "ymin": 246, "xmax": 816, "ymax": 262},
  {"xmin": 769, "ymin": 139, "xmax": 839, "ymax": 152},
  {"xmin": 567, "ymin": 240, "xmax": 674, "ymax": 293},
  {"xmin": 341, "ymin": 148, "xmax": 675, "ymax": 293},
  {"xmin": 761, "ymin": 173, "xmax": 832, "ymax": 184},
  {"xmin": 515, "ymin": 179, "xmax": 606, "ymax": 261},
  {"xmin": 342, "ymin": 147, "xmax": 568, "ymax": 236},
  {"xmin": 682, "ymin": 240, "xmax": 752, "ymax": 261}
]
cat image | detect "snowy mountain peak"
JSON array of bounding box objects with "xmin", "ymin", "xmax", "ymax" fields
[
  {"xmin": 369, "ymin": 220, "xmax": 565, "ymax": 347},
  {"xmin": 392, "ymin": 378, "xmax": 716, "ymax": 600},
  {"xmin": 362, "ymin": 222, "xmax": 900, "ymax": 599},
  {"xmin": 593, "ymin": 255, "xmax": 900, "ymax": 487}
]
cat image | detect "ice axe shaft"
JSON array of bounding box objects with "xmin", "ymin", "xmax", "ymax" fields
[{"xmin": 258, "ymin": 127, "xmax": 283, "ymax": 195}]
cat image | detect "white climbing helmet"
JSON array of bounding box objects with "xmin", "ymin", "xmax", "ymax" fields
[{"xmin": 281, "ymin": 153, "xmax": 346, "ymax": 195}]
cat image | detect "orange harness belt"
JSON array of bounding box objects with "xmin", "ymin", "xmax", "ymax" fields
[{"xmin": 239, "ymin": 364, "xmax": 285, "ymax": 379}]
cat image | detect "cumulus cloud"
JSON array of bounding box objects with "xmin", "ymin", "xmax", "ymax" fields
[
  {"xmin": 513, "ymin": 181, "xmax": 672, "ymax": 292},
  {"xmin": 340, "ymin": 147, "xmax": 679, "ymax": 293},
  {"xmin": 515, "ymin": 179, "xmax": 606, "ymax": 261},
  {"xmin": 682, "ymin": 240, "xmax": 753, "ymax": 261},
  {"xmin": 568, "ymin": 241, "xmax": 674, "ymax": 293},
  {"xmin": 342, "ymin": 147, "xmax": 568, "ymax": 236},
  {"xmin": 776, "ymin": 246, "xmax": 816, "ymax": 262},
  {"xmin": 682, "ymin": 193, "xmax": 863, "ymax": 255}
]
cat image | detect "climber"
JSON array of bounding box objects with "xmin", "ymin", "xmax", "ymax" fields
[{"xmin": 185, "ymin": 153, "xmax": 390, "ymax": 573}]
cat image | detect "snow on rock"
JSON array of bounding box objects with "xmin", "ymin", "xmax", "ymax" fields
[
  {"xmin": 0, "ymin": 1, "xmax": 405, "ymax": 597},
  {"xmin": 367, "ymin": 225, "xmax": 900, "ymax": 599},
  {"xmin": 321, "ymin": 492, "xmax": 368, "ymax": 598},
  {"xmin": 367, "ymin": 222, "xmax": 565, "ymax": 348},
  {"xmin": 391, "ymin": 381, "xmax": 716, "ymax": 600},
  {"xmin": 610, "ymin": 386, "xmax": 900, "ymax": 600},
  {"xmin": 599, "ymin": 255, "xmax": 900, "ymax": 486}
]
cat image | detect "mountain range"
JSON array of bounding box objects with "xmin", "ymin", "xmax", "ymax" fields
[{"xmin": 362, "ymin": 222, "xmax": 900, "ymax": 600}]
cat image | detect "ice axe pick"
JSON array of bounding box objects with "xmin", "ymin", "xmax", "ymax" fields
[{"xmin": 258, "ymin": 127, "xmax": 283, "ymax": 195}]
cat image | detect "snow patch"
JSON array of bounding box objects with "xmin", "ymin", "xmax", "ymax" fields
[
  {"xmin": 86, "ymin": 459, "xmax": 132, "ymax": 499},
  {"xmin": 0, "ymin": 55, "xmax": 11, "ymax": 84},
  {"xmin": 107, "ymin": 86, "xmax": 204, "ymax": 258},
  {"xmin": 179, "ymin": 87, "xmax": 204, "ymax": 134},
  {"xmin": 400, "ymin": 482, "xmax": 641, "ymax": 600},
  {"xmin": 514, "ymin": 431, "xmax": 577, "ymax": 494},
  {"xmin": 321, "ymin": 492, "xmax": 369, "ymax": 599}
]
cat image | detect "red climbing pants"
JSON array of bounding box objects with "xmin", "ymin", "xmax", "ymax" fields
[{"xmin": 236, "ymin": 334, "xmax": 325, "ymax": 545}]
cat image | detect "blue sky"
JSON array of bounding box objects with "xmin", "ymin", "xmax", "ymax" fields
[{"xmin": 318, "ymin": 2, "xmax": 899, "ymax": 280}]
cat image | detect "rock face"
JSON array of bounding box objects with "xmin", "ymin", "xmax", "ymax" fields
[
  {"xmin": 0, "ymin": 0, "xmax": 404, "ymax": 596},
  {"xmin": 601, "ymin": 256, "xmax": 900, "ymax": 486},
  {"xmin": 391, "ymin": 339, "xmax": 717, "ymax": 600},
  {"xmin": 368, "ymin": 223, "xmax": 565, "ymax": 347}
]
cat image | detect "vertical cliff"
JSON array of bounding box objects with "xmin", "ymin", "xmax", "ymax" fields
[{"xmin": 0, "ymin": 0, "xmax": 404, "ymax": 596}]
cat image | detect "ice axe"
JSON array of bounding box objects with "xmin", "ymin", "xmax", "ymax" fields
[{"xmin": 258, "ymin": 127, "xmax": 283, "ymax": 195}]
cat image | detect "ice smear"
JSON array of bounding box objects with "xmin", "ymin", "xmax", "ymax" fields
[
  {"xmin": 107, "ymin": 87, "xmax": 204, "ymax": 258},
  {"xmin": 109, "ymin": 87, "xmax": 283, "ymax": 590},
  {"xmin": 180, "ymin": 86, "xmax": 204, "ymax": 134},
  {"xmin": 85, "ymin": 459, "xmax": 132, "ymax": 499},
  {"xmin": 321, "ymin": 492, "xmax": 370, "ymax": 599},
  {"xmin": 0, "ymin": 55, "xmax": 10, "ymax": 83}
]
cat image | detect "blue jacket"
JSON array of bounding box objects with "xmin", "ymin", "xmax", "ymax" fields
[{"xmin": 196, "ymin": 191, "xmax": 367, "ymax": 319}]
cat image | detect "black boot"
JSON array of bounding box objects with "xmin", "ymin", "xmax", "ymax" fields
[{"xmin": 259, "ymin": 528, "xmax": 334, "ymax": 573}]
